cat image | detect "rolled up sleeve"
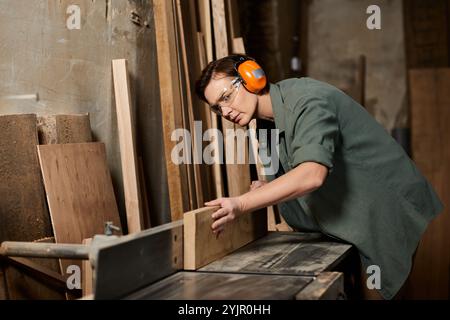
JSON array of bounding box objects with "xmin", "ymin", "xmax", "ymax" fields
[{"xmin": 289, "ymin": 96, "xmax": 339, "ymax": 170}]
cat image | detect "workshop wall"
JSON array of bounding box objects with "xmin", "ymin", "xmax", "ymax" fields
[
  {"xmin": 307, "ymin": 0, "xmax": 408, "ymax": 131},
  {"xmin": 0, "ymin": 0, "xmax": 170, "ymax": 230}
]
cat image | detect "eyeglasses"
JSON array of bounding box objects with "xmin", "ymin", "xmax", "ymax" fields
[{"xmin": 210, "ymin": 77, "xmax": 242, "ymax": 116}]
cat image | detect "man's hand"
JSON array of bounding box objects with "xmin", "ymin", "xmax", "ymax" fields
[
  {"xmin": 250, "ymin": 180, "xmax": 267, "ymax": 191},
  {"xmin": 205, "ymin": 197, "xmax": 246, "ymax": 235}
]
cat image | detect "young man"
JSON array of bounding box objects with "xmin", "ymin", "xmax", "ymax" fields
[{"xmin": 195, "ymin": 54, "xmax": 443, "ymax": 299}]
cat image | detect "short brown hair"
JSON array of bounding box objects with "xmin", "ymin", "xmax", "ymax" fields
[{"xmin": 195, "ymin": 54, "xmax": 270, "ymax": 103}]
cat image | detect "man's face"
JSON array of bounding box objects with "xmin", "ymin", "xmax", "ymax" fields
[{"xmin": 204, "ymin": 74, "xmax": 257, "ymax": 126}]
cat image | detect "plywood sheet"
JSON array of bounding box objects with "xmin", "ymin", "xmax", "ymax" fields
[
  {"xmin": 37, "ymin": 114, "xmax": 92, "ymax": 145},
  {"xmin": 37, "ymin": 142, "xmax": 121, "ymax": 273}
]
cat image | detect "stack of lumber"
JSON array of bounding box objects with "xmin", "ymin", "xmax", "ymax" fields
[{"xmin": 153, "ymin": 0, "xmax": 291, "ymax": 231}]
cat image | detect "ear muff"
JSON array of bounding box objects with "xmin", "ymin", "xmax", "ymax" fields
[{"xmin": 236, "ymin": 59, "xmax": 267, "ymax": 94}]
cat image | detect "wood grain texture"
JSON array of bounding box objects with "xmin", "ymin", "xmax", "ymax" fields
[
  {"xmin": 200, "ymin": 232, "xmax": 352, "ymax": 276},
  {"xmin": 212, "ymin": 0, "xmax": 251, "ymax": 197},
  {"xmin": 112, "ymin": 59, "xmax": 144, "ymax": 233},
  {"xmin": 127, "ymin": 271, "xmax": 312, "ymax": 300},
  {"xmin": 37, "ymin": 114, "xmax": 92, "ymax": 145},
  {"xmin": 37, "ymin": 142, "xmax": 122, "ymax": 274},
  {"xmin": 183, "ymin": 207, "xmax": 267, "ymax": 270},
  {"xmin": 407, "ymin": 68, "xmax": 450, "ymax": 299},
  {"xmin": 197, "ymin": 31, "xmax": 224, "ymax": 199},
  {"xmin": 154, "ymin": 0, "xmax": 189, "ymax": 220},
  {"xmin": 0, "ymin": 114, "xmax": 52, "ymax": 243},
  {"xmin": 198, "ymin": 0, "xmax": 214, "ymax": 63},
  {"xmin": 176, "ymin": 0, "xmax": 203, "ymax": 209},
  {"xmin": 82, "ymin": 238, "xmax": 93, "ymax": 297}
]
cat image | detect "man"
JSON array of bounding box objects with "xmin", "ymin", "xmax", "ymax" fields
[{"xmin": 195, "ymin": 54, "xmax": 443, "ymax": 299}]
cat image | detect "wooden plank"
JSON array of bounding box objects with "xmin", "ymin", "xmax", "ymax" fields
[
  {"xmin": 200, "ymin": 232, "xmax": 352, "ymax": 276},
  {"xmin": 154, "ymin": 0, "xmax": 190, "ymax": 220},
  {"xmin": 296, "ymin": 272, "xmax": 345, "ymax": 300},
  {"xmin": 198, "ymin": 0, "xmax": 214, "ymax": 63},
  {"xmin": 176, "ymin": 0, "xmax": 203, "ymax": 209},
  {"xmin": 82, "ymin": 238, "xmax": 93, "ymax": 297},
  {"xmin": 37, "ymin": 142, "xmax": 122, "ymax": 274},
  {"xmin": 37, "ymin": 114, "xmax": 92, "ymax": 145},
  {"xmin": 198, "ymin": 31, "xmax": 224, "ymax": 199},
  {"xmin": 112, "ymin": 59, "xmax": 144, "ymax": 233},
  {"xmin": 138, "ymin": 157, "xmax": 151, "ymax": 229},
  {"xmin": 127, "ymin": 271, "xmax": 312, "ymax": 300},
  {"xmin": 183, "ymin": 207, "xmax": 267, "ymax": 270},
  {"xmin": 407, "ymin": 68, "xmax": 450, "ymax": 299},
  {"xmin": 212, "ymin": 0, "xmax": 251, "ymax": 197}
]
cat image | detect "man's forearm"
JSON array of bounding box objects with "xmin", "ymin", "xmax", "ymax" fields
[{"xmin": 239, "ymin": 162, "xmax": 328, "ymax": 213}]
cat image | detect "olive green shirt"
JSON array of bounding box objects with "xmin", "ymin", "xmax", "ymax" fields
[{"xmin": 269, "ymin": 78, "xmax": 443, "ymax": 299}]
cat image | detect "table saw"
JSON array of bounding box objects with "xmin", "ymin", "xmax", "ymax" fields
[{"xmin": 1, "ymin": 219, "xmax": 356, "ymax": 300}]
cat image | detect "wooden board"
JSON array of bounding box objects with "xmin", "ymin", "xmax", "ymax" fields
[
  {"xmin": 212, "ymin": 0, "xmax": 252, "ymax": 197},
  {"xmin": 37, "ymin": 142, "xmax": 122, "ymax": 274},
  {"xmin": 126, "ymin": 271, "xmax": 312, "ymax": 300},
  {"xmin": 197, "ymin": 31, "xmax": 224, "ymax": 199},
  {"xmin": 138, "ymin": 157, "xmax": 151, "ymax": 229},
  {"xmin": 37, "ymin": 114, "xmax": 92, "ymax": 145},
  {"xmin": 198, "ymin": 0, "xmax": 214, "ymax": 63},
  {"xmin": 112, "ymin": 59, "xmax": 144, "ymax": 233},
  {"xmin": 183, "ymin": 207, "xmax": 267, "ymax": 270},
  {"xmin": 82, "ymin": 238, "xmax": 93, "ymax": 297},
  {"xmin": 0, "ymin": 114, "xmax": 52, "ymax": 244},
  {"xmin": 175, "ymin": 0, "xmax": 203, "ymax": 209},
  {"xmin": 406, "ymin": 68, "xmax": 450, "ymax": 299},
  {"xmin": 200, "ymin": 232, "xmax": 352, "ymax": 275},
  {"xmin": 154, "ymin": 0, "xmax": 190, "ymax": 220}
]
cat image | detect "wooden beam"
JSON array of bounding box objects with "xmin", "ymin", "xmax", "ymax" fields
[
  {"xmin": 112, "ymin": 59, "xmax": 144, "ymax": 233},
  {"xmin": 154, "ymin": 0, "xmax": 190, "ymax": 220},
  {"xmin": 407, "ymin": 68, "xmax": 450, "ymax": 299},
  {"xmin": 198, "ymin": 0, "xmax": 214, "ymax": 63},
  {"xmin": 183, "ymin": 207, "xmax": 267, "ymax": 270}
]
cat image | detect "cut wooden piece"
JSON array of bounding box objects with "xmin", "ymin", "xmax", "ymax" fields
[
  {"xmin": 407, "ymin": 68, "xmax": 450, "ymax": 299},
  {"xmin": 82, "ymin": 238, "xmax": 93, "ymax": 297},
  {"xmin": 183, "ymin": 207, "xmax": 267, "ymax": 270},
  {"xmin": 112, "ymin": 59, "xmax": 144, "ymax": 233},
  {"xmin": 212, "ymin": 0, "xmax": 251, "ymax": 197},
  {"xmin": 37, "ymin": 114, "xmax": 92, "ymax": 145},
  {"xmin": 198, "ymin": 0, "xmax": 214, "ymax": 63},
  {"xmin": 37, "ymin": 142, "xmax": 122, "ymax": 274},
  {"xmin": 154, "ymin": 0, "xmax": 190, "ymax": 220},
  {"xmin": 0, "ymin": 114, "xmax": 52, "ymax": 243}
]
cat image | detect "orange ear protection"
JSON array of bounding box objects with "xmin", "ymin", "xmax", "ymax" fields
[{"xmin": 235, "ymin": 57, "xmax": 267, "ymax": 94}]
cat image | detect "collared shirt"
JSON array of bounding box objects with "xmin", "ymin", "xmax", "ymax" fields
[{"xmin": 268, "ymin": 78, "xmax": 443, "ymax": 299}]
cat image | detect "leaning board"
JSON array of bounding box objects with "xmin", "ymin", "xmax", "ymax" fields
[{"xmin": 37, "ymin": 142, "xmax": 121, "ymax": 272}]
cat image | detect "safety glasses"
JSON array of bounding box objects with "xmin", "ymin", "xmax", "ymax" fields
[{"xmin": 210, "ymin": 77, "xmax": 242, "ymax": 116}]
